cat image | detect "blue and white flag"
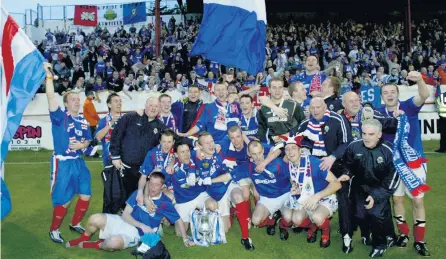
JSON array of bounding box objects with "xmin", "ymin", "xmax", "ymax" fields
[
  {"xmin": 123, "ymin": 2, "xmax": 147, "ymax": 25},
  {"xmin": 190, "ymin": 0, "xmax": 267, "ymax": 75},
  {"xmin": 1, "ymin": 6, "xmax": 45, "ymax": 219}
]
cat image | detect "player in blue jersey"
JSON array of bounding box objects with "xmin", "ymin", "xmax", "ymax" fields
[
  {"xmin": 170, "ymin": 141, "xmax": 217, "ymax": 236},
  {"xmin": 280, "ymin": 135, "xmax": 341, "ymax": 247},
  {"xmin": 44, "ymin": 63, "xmax": 92, "ymax": 244},
  {"xmin": 378, "ymin": 71, "xmax": 431, "ymax": 257},
  {"xmin": 239, "ymin": 95, "xmax": 259, "ymax": 139},
  {"xmin": 246, "ymin": 141, "xmax": 291, "ymax": 237},
  {"xmin": 196, "ymin": 132, "xmax": 255, "ymax": 250},
  {"xmin": 179, "ymin": 83, "xmax": 240, "ymax": 142},
  {"xmin": 95, "ymin": 93, "xmax": 122, "ymax": 167},
  {"xmin": 66, "ymin": 172, "xmax": 194, "ymax": 250},
  {"xmin": 288, "ymin": 81, "xmax": 311, "ymax": 119},
  {"xmin": 137, "ymin": 129, "xmax": 176, "ymax": 204}
]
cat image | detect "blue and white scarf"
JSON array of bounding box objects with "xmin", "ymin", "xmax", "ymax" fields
[
  {"xmin": 285, "ymin": 154, "xmax": 315, "ymax": 209},
  {"xmin": 393, "ymin": 114, "xmax": 430, "ymax": 196},
  {"xmin": 303, "ymin": 110, "xmax": 330, "ymax": 156}
]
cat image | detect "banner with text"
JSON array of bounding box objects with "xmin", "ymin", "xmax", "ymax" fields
[{"xmin": 98, "ymin": 4, "xmax": 124, "ymax": 26}]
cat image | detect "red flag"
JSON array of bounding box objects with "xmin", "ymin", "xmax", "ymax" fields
[{"xmin": 74, "ymin": 5, "xmax": 98, "ymax": 27}]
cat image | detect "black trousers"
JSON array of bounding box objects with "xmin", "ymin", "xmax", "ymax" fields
[
  {"xmin": 122, "ymin": 164, "xmax": 141, "ymax": 203},
  {"xmin": 336, "ymin": 181, "xmax": 355, "ymax": 238},
  {"xmin": 439, "ymin": 116, "xmax": 446, "ymax": 151},
  {"xmin": 355, "ymin": 193, "xmax": 394, "ymax": 249},
  {"xmin": 89, "ymin": 126, "xmax": 97, "ymax": 146}
]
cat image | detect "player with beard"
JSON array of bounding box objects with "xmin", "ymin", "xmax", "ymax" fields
[{"xmin": 377, "ymin": 71, "xmax": 431, "ymax": 257}]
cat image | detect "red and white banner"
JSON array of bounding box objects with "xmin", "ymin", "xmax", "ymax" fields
[{"xmin": 74, "ymin": 5, "xmax": 98, "ymax": 27}]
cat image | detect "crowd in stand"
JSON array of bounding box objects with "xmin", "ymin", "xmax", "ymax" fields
[{"xmin": 35, "ymin": 17, "xmax": 446, "ymax": 101}]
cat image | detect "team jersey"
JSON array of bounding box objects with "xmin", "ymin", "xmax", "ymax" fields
[
  {"xmin": 95, "ymin": 62, "xmax": 106, "ymax": 74},
  {"xmin": 194, "ymin": 64, "xmax": 207, "ymax": 77},
  {"xmin": 378, "ymin": 97, "xmax": 424, "ymax": 157},
  {"xmin": 158, "ymin": 113, "xmax": 178, "ymax": 132},
  {"xmin": 287, "ymin": 156, "xmax": 329, "ymax": 193},
  {"xmin": 239, "ymin": 111, "xmax": 259, "ymax": 138},
  {"xmin": 247, "ymin": 158, "xmax": 291, "ymax": 198},
  {"xmin": 95, "ymin": 113, "xmax": 122, "ymax": 166},
  {"xmin": 170, "ymin": 158, "xmax": 206, "ymax": 204},
  {"xmin": 140, "ymin": 145, "xmax": 174, "ymax": 187},
  {"xmin": 50, "ymin": 107, "xmax": 92, "ymax": 157},
  {"xmin": 360, "ymin": 83, "xmax": 382, "ymax": 109},
  {"xmin": 126, "ymin": 191, "xmax": 179, "ymax": 231},
  {"xmin": 196, "ymin": 101, "xmax": 241, "ymax": 142},
  {"xmin": 195, "ymin": 152, "xmax": 230, "ymax": 201},
  {"xmin": 105, "ymin": 67, "xmax": 114, "ymax": 78},
  {"xmin": 291, "ymin": 71, "xmax": 327, "ymax": 97},
  {"xmin": 132, "ymin": 54, "xmax": 143, "ymax": 64},
  {"xmin": 209, "ymin": 61, "xmax": 220, "ymax": 76}
]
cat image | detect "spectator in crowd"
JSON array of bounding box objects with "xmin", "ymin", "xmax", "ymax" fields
[{"xmin": 83, "ymin": 91, "xmax": 100, "ymax": 146}]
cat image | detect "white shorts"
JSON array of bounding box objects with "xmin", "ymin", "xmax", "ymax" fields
[
  {"xmin": 238, "ymin": 177, "xmax": 252, "ymax": 187},
  {"xmin": 258, "ymin": 192, "xmax": 290, "ymax": 215},
  {"xmin": 316, "ymin": 194, "xmax": 338, "ymax": 217},
  {"xmin": 393, "ymin": 164, "xmax": 427, "ymax": 199},
  {"xmin": 99, "ymin": 214, "xmax": 140, "ymax": 248},
  {"xmin": 175, "ymin": 192, "xmax": 210, "ymax": 222}
]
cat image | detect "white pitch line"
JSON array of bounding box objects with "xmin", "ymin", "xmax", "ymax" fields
[{"xmin": 4, "ymin": 152, "xmax": 443, "ymax": 165}]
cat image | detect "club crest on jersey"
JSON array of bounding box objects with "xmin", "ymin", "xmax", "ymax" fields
[
  {"xmin": 329, "ymin": 104, "xmax": 334, "ymax": 110},
  {"xmin": 377, "ymin": 156, "xmax": 384, "ymax": 164},
  {"xmin": 75, "ymin": 129, "xmax": 83, "ymax": 136},
  {"xmin": 305, "ymin": 183, "xmax": 311, "ymax": 192},
  {"xmin": 324, "ymin": 125, "xmax": 329, "ymax": 132},
  {"xmin": 153, "ymin": 128, "xmax": 158, "ymax": 134},
  {"xmin": 202, "ymin": 162, "xmax": 209, "ymax": 169}
]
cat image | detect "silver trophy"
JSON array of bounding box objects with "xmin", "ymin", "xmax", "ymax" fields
[{"xmin": 198, "ymin": 209, "xmax": 212, "ymax": 244}]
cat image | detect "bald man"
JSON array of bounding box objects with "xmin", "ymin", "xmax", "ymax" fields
[
  {"xmin": 340, "ymin": 92, "xmax": 399, "ymax": 141},
  {"xmin": 297, "ymin": 97, "xmax": 352, "ymax": 252},
  {"xmin": 110, "ymin": 97, "xmax": 168, "ymax": 201}
]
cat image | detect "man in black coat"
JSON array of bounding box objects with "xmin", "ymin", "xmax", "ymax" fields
[
  {"xmin": 341, "ymin": 119, "xmax": 399, "ymax": 258},
  {"xmin": 110, "ymin": 97, "xmax": 167, "ymax": 200}
]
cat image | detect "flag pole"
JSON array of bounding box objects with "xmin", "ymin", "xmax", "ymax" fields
[{"xmin": 155, "ymin": 0, "xmax": 161, "ymax": 57}]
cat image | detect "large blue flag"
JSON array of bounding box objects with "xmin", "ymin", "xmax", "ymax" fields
[
  {"xmin": 190, "ymin": 0, "xmax": 267, "ymax": 76},
  {"xmin": 1, "ymin": 6, "xmax": 45, "ymax": 220},
  {"xmin": 123, "ymin": 2, "xmax": 147, "ymax": 25}
]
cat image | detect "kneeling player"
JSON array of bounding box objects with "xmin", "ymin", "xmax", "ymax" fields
[
  {"xmin": 246, "ymin": 141, "xmax": 291, "ymax": 238},
  {"xmin": 282, "ymin": 135, "xmax": 341, "ymax": 248},
  {"xmin": 196, "ymin": 132, "xmax": 254, "ymax": 250},
  {"xmin": 66, "ymin": 172, "xmax": 194, "ymax": 250},
  {"xmin": 170, "ymin": 141, "xmax": 218, "ymax": 235}
]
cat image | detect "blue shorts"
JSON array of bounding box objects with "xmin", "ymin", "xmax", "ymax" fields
[{"xmin": 50, "ymin": 155, "xmax": 91, "ymax": 207}]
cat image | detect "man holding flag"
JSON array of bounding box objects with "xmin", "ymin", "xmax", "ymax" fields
[
  {"xmin": 44, "ymin": 62, "xmax": 92, "ymax": 244},
  {"xmin": 378, "ymin": 71, "xmax": 431, "ymax": 257},
  {"xmin": 1, "ymin": 6, "xmax": 46, "ymax": 220}
]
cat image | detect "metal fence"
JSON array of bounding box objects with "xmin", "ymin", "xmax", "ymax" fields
[{"xmin": 37, "ymin": 0, "xmax": 182, "ymax": 21}]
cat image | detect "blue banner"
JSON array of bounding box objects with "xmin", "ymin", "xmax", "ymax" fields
[{"xmin": 123, "ymin": 2, "xmax": 146, "ymax": 25}]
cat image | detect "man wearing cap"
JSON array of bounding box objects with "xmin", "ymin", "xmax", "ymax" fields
[{"xmin": 280, "ymin": 134, "xmax": 341, "ymax": 247}]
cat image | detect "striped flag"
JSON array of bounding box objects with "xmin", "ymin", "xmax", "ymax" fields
[{"xmin": 1, "ymin": 6, "xmax": 45, "ymax": 219}]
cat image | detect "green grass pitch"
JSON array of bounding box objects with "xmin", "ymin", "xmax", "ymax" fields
[{"xmin": 2, "ymin": 141, "xmax": 446, "ymax": 259}]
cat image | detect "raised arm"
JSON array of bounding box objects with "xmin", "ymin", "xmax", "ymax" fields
[{"xmin": 43, "ymin": 62, "xmax": 59, "ymax": 112}]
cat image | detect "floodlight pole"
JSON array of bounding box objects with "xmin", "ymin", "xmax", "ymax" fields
[{"xmin": 155, "ymin": 0, "xmax": 161, "ymax": 57}]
